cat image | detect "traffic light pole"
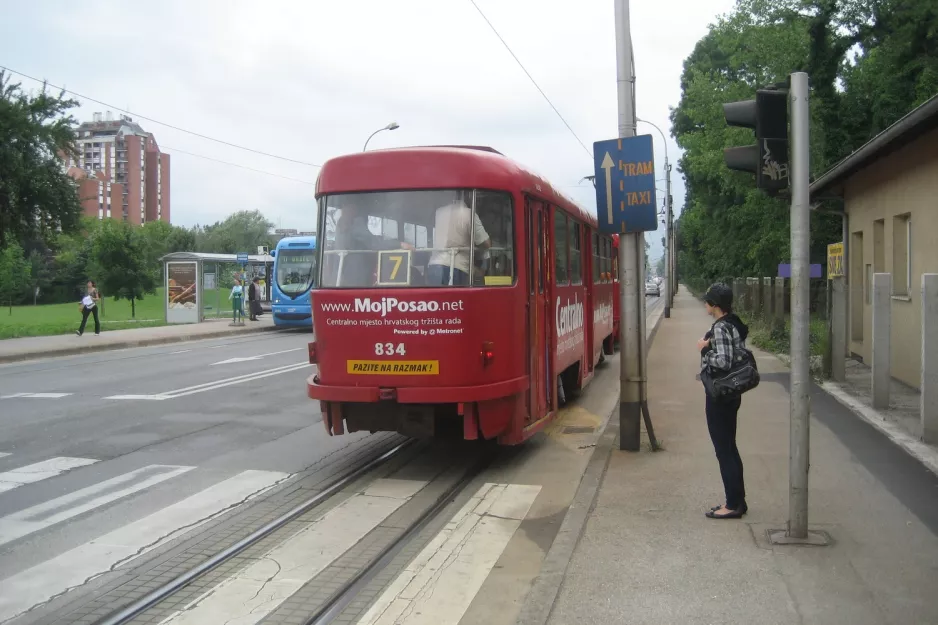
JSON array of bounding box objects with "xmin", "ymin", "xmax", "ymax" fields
[
  {"xmin": 614, "ymin": 0, "xmax": 644, "ymax": 452},
  {"xmin": 788, "ymin": 72, "xmax": 811, "ymax": 539}
]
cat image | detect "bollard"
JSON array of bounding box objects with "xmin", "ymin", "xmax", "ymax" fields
[
  {"xmin": 775, "ymin": 277, "xmax": 786, "ymax": 329},
  {"xmin": 922, "ymin": 274, "xmax": 938, "ymax": 444},
  {"xmin": 872, "ymin": 273, "xmax": 891, "ymax": 409}
]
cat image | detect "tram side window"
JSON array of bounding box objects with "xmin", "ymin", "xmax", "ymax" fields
[
  {"xmin": 602, "ymin": 237, "xmax": 610, "ymax": 283},
  {"xmin": 554, "ymin": 210, "xmax": 568, "ymax": 285},
  {"xmin": 473, "ymin": 190, "xmax": 514, "ymax": 286},
  {"xmin": 570, "ymin": 222, "xmax": 582, "ymax": 285},
  {"xmin": 592, "ymin": 233, "xmax": 600, "ymax": 284}
]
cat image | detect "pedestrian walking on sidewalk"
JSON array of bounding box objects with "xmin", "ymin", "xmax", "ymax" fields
[
  {"xmin": 76, "ymin": 280, "xmax": 101, "ymax": 336},
  {"xmin": 697, "ymin": 282, "xmax": 749, "ymax": 519}
]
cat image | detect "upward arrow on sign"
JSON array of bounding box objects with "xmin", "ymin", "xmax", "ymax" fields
[{"xmin": 601, "ymin": 152, "xmax": 615, "ymax": 225}]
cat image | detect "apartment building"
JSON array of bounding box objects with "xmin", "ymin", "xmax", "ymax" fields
[{"xmin": 64, "ymin": 111, "xmax": 171, "ymax": 224}]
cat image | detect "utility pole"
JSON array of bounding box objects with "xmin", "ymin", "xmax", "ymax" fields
[
  {"xmin": 664, "ymin": 160, "xmax": 673, "ymax": 316},
  {"xmin": 614, "ymin": 0, "xmax": 644, "ymax": 451},
  {"xmin": 787, "ymin": 71, "xmax": 811, "ymax": 539}
]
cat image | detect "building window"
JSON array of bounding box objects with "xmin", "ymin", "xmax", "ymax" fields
[{"xmin": 893, "ymin": 214, "xmax": 911, "ymax": 298}]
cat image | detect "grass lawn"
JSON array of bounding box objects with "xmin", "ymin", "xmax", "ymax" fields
[{"xmin": 0, "ymin": 287, "xmax": 242, "ymax": 339}]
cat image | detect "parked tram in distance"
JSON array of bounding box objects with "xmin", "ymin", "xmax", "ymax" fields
[
  {"xmin": 271, "ymin": 235, "xmax": 317, "ymax": 328},
  {"xmin": 306, "ymin": 146, "xmax": 618, "ymax": 445}
]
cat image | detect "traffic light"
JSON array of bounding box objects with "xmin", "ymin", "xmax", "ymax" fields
[{"xmin": 723, "ymin": 89, "xmax": 789, "ymax": 193}]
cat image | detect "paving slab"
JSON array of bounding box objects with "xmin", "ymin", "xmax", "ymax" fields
[{"xmin": 525, "ymin": 288, "xmax": 938, "ymax": 625}]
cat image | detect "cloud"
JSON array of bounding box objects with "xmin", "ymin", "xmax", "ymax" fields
[{"xmin": 1, "ymin": 0, "xmax": 734, "ymax": 259}]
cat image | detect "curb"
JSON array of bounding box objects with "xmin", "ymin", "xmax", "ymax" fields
[
  {"xmin": 0, "ymin": 324, "xmax": 282, "ymax": 365},
  {"xmin": 516, "ymin": 297, "xmax": 668, "ymax": 625},
  {"xmin": 819, "ymin": 381, "xmax": 938, "ymax": 478}
]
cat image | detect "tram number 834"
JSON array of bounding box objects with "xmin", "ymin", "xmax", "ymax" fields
[{"xmin": 375, "ymin": 343, "xmax": 407, "ymax": 356}]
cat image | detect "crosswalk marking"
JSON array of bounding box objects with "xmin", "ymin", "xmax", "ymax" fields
[
  {"xmin": 0, "ymin": 464, "xmax": 193, "ymax": 546},
  {"xmin": 0, "ymin": 392, "xmax": 73, "ymax": 399},
  {"xmin": 0, "ymin": 457, "xmax": 99, "ymax": 494},
  {"xmin": 157, "ymin": 478, "xmax": 429, "ymax": 625},
  {"xmin": 357, "ymin": 483, "xmax": 542, "ymax": 625},
  {"xmin": 0, "ymin": 470, "xmax": 290, "ymax": 624}
]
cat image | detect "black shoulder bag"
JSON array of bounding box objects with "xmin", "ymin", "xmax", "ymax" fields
[{"xmin": 700, "ymin": 322, "xmax": 760, "ymax": 399}]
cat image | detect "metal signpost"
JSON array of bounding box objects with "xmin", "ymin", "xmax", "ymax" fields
[{"xmin": 595, "ymin": 2, "xmax": 660, "ymax": 451}]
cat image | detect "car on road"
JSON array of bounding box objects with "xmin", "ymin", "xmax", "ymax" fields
[{"xmin": 645, "ymin": 280, "xmax": 660, "ymax": 297}]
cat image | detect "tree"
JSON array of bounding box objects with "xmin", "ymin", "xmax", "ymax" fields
[
  {"xmin": 88, "ymin": 219, "xmax": 156, "ymax": 318},
  {"xmin": 0, "ymin": 71, "xmax": 83, "ymax": 250},
  {"xmin": 670, "ymin": 0, "xmax": 932, "ymax": 292},
  {"xmin": 194, "ymin": 210, "xmax": 274, "ymax": 254},
  {"xmin": 0, "ymin": 242, "xmax": 31, "ymax": 305}
]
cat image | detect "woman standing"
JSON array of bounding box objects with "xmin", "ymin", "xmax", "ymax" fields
[
  {"xmin": 697, "ymin": 283, "xmax": 749, "ymax": 519},
  {"xmin": 76, "ymin": 280, "xmax": 101, "ymax": 336}
]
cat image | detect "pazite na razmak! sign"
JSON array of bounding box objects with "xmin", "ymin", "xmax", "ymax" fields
[{"xmin": 593, "ymin": 135, "xmax": 658, "ymax": 234}]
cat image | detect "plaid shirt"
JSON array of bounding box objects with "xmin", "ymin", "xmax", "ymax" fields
[{"xmin": 701, "ymin": 319, "xmax": 745, "ymax": 372}]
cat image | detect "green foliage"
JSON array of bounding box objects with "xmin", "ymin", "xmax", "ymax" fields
[
  {"xmin": 672, "ymin": 0, "xmax": 937, "ymax": 289},
  {"xmin": 0, "ymin": 71, "xmax": 83, "ymax": 250},
  {"xmin": 88, "ymin": 219, "xmax": 157, "ymax": 317},
  {"xmin": 194, "ymin": 209, "xmax": 274, "ymax": 254},
  {"xmin": 0, "ymin": 241, "xmax": 31, "ymax": 304}
]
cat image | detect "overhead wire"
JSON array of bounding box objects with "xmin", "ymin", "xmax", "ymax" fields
[
  {"xmin": 0, "ymin": 64, "xmax": 321, "ymax": 168},
  {"xmin": 161, "ymin": 146, "xmax": 316, "ymax": 185},
  {"xmin": 466, "ymin": 0, "xmax": 593, "ymax": 160}
]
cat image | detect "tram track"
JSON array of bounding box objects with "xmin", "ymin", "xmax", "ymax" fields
[
  {"xmin": 90, "ymin": 439, "xmax": 416, "ymax": 625},
  {"xmin": 84, "ymin": 438, "xmax": 496, "ymax": 625}
]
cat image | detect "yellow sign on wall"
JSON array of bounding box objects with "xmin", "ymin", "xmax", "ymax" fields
[{"xmin": 827, "ymin": 242, "xmax": 844, "ymax": 278}]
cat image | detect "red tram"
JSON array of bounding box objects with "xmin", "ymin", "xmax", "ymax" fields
[{"xmin": 307, "ymin": 146, "xmax": 618, "ymax": 445}]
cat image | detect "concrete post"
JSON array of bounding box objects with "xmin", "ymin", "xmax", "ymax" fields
[
  {"xmin": 775, "ymin": 278, "xmax": 786, "ymax": 328},
  {"xmin": 733, "ymin": 278, "xmax": 745, "ymax": 312},
  {"xmin": 872, "ymin": 273, "xmax": 891, "ymax": 410},
  {"xmin": 755, "ymin": 277, "xmax": 765, "ymax": 318},
  {"xmin": 764, "ymin": 277, "xmax": 774, "ymax": 318},
  {"xmin": 748, "ymin": 278, "xmax": 757, "ymax": 314},
  {"xmin": 830, "ymin": 277, "xmax": 846, "ymax": 382},
  {"xmin": 922, "ymin": 274, "xmax": 938, "ymax": 444}
]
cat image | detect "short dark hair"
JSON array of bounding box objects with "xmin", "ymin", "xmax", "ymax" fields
[
  {"xmin": 704, "ymin": 283, "xmax": 733, "ymax": 312},
  {"xmin": 252, "ymin": 277, "xmax": 259, "ymax": 283}
]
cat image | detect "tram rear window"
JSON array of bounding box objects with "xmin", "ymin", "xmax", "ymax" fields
[{"xmin": 319, "ymin": 190, "xmax": 514, "ymax": 288}]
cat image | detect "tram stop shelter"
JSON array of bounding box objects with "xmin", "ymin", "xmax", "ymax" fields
[{"xmin": 160, "ymin": 252, "xmax": 274, "ymax": 324}]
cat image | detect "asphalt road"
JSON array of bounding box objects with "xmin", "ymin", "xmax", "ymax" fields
[{"xmin": 0, "ymin": 297, "xmax": 662, "ymax": 623}]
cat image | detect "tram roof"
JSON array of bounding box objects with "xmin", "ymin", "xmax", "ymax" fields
[{"xmin": 316, "ymin": 145, "xmax": 596, "ymax": 227}]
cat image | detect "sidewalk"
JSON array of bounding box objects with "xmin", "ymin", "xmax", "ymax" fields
[
  {"xmin": 0, "ymin": 316, "xmax": 279, "ymax": 363},
  {"xmin": 534, "ymin": 288, "xmax": 938, "ymax": 625}
]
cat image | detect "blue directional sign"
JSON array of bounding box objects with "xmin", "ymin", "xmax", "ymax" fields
[
  {"xmin": 236, "ymin": 252, "xmax": 249, "ymax": 264},
  {"xmin": 593, "ymin": 134, "xmax": 658, "ymax": 234}
]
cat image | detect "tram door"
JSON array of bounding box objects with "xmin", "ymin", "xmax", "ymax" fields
[{"xmin": 525, "ymin": 197, "xmax": 551, "ymax": 423}]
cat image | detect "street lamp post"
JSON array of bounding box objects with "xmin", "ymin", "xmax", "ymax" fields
[
  {"xmin": 637, "ymin": 117, "xmax": 673, "ymax": 319},
  {"xmin": 363, "ymin": 122, "xmax": 400, "ymax": 151}
]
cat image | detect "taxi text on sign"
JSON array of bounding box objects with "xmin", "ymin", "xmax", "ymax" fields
[
  {"xmin": 827, "ymin": 242, "xmax": 844, "ymax": 279},
  {"xmin": 593, "ymin": 134, "xmax": 659, "ymax": 234}
]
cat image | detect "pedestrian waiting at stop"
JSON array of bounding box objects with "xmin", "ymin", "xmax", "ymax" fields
[
  {"xmin": 248, "ymin": 277, "xmax": 262, "ymax": 321},
  {"xmin": 229, "ymin": 278, "xmax": 245, "ymax": 322},
  {"xmin": 697, "ymin": 282, "xmax": 750, "ymax": 519},
  {"xmin": 76, "ymin": 280, "xmax": 101, "ymax": 336}
]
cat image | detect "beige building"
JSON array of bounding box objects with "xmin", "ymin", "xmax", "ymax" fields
[{"xmin": 812, "ymin": 94, "xmax": 938, "ymax": 389}]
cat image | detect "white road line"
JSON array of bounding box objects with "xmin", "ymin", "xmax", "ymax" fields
[
  {"xmin": 157, "ymin": 478, "xmax": 429, "ymax": 625},
  {"xmin": 357, "ymin": 483, "xmax": 542, "ymax": 625},
  {"xmin": 104, "ymin": 362, "xmax": 308, "ymax": 400},
  {"xmin": 0, "ymin": 470, "xmax": 290, "ymax": 624},
  {"xmin": 0, "ymin": 453, "xmax": 10, "ymax": 459},
  {"xmin": 103, "ymin": 395, "xmax": 167, "ymax": 401},
  {"xmin": 170, "ymin": 349, "xmax": 192, "ymax": 354},
  {"xmin": 211, "ymin": 347, "xmax": 303, "ymax": 366},
  {"xmin": 0, "ymin": 457, "xmax": 99, "ymax": 494},
  {"xmin": 0, "ymin": 465, "xmax": 194, "ymax": 546},
  {"xmin": 0, "ymin": 393, "xmax": 72, "ymax": 399}
]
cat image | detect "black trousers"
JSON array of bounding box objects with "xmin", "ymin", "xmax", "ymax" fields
[
  {"xmin": 79, "ymin": 306, "xmax": 100, "ymax": 335},
  {"xmin": 705, "ymin": 393, "xmax": 745, "ymax": 510}
]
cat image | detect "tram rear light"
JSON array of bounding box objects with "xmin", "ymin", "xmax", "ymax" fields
[
  {"xmin": 308, "ymin": 341, "xmax": 317, "ymax": 364},
  {"xmin": 481, "ymin": 341, "xmax": 494, "ymax": 367}
]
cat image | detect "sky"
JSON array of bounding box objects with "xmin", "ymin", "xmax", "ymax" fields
[{"xmin": 1, "ymin": 0, "xmax": 735, "ymax": 265}]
